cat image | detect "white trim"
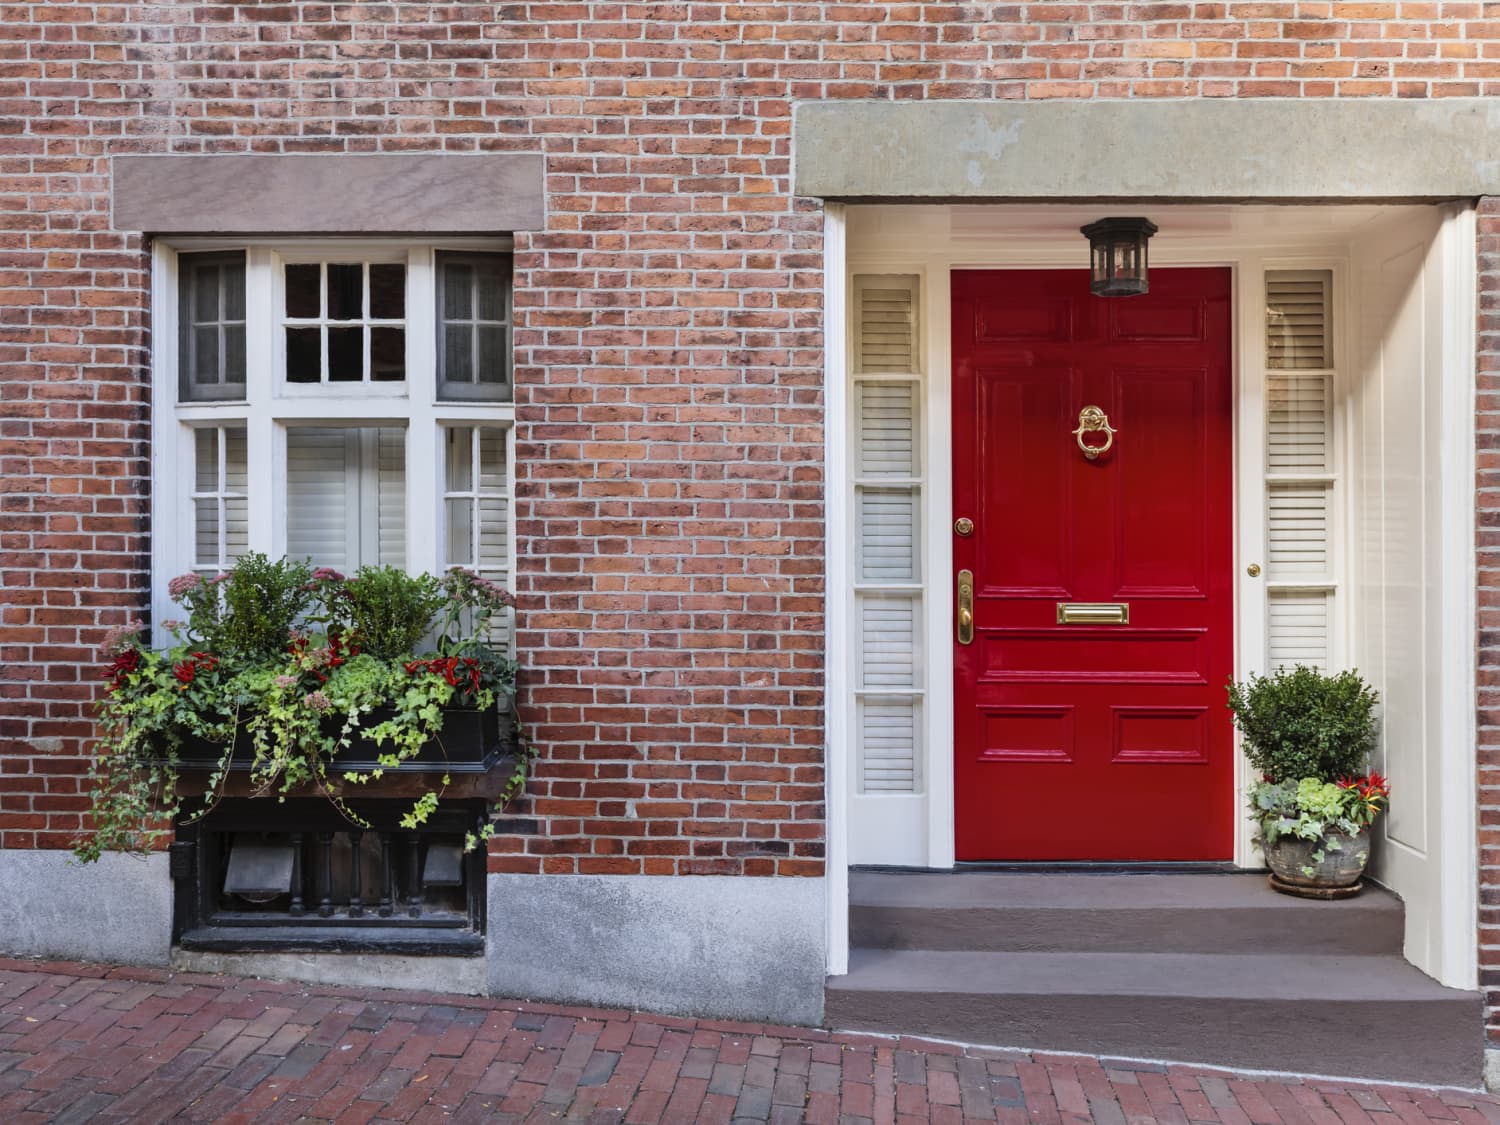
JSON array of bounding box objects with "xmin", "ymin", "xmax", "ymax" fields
[
  {"xmin": 150, "ymin": 237, "xmax": 518, "ymax": 647},
  {"xmin": 822, "ymin": 204, "xmax": 850, "ymax": 977},
  {"xmin": 1435, "ymin": 202, "xmax": 1479, "ymax": 990}
]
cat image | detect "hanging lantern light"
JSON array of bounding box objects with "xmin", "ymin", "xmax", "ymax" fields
[{"xmin": 1081, "ymin": 217, "xmax": 1158, "ymax": 297}]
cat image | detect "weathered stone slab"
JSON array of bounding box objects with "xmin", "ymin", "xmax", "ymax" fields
[
  {"xmin": 793, "ymin": 99, "xmax": 1500, "ymax": 201},
  {"xmin": 113, "ymin": 153, "xmax": 545, "ymax": 233}
]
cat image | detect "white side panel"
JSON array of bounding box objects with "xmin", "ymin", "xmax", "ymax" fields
[{"xmin": 1349, "ymin": 205, "xmax": 1476, "ymax": 989}]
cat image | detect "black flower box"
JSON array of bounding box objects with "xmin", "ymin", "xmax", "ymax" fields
[{"xmin": 171, "ymin": 695, "xmax": 516, "ymax": 776}]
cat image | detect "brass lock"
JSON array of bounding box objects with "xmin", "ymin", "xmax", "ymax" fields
[
  {"xmin": 954, "ymin": 517, "xmax": 974, "ymax": 537},
  {"xmin": 957, "ymin": 569, "xmax": 974, "ymax": 645}
]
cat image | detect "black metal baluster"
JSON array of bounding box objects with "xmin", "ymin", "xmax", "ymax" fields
[
  {"xmin": 406, "ymin": 835, "xmax": 422, "ymax": 918},
  {"xmin": 318, "ymin": 832, "xmax": 334, "ymax": 918},
  {"xmin": 348, "ymin": 831, "xmax": 364, "ymax": 918},
  {"xmin": 378, "ymin": 833, "xmax": 394, "ymax": 918},
  {"xmin": 289, "ymin": 833, "xmax": 305, "ymax": 916}
]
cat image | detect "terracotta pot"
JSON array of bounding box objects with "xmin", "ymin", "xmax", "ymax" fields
[{"xmin": 1263, "ymin": 825, "xmax": 1371, "ymax": 889}]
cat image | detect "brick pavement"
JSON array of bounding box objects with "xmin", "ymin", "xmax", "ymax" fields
[{"xmin": 2, "ymin": 959, "xmax": 1499, "ymax": 1125}]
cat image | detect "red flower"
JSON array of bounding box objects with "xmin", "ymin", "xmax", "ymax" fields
[{"xmin": 173, "ymin": 661, "xmax": 195, "ymax": 685}]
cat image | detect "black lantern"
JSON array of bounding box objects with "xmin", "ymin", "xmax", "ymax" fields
[{"xmin": 1081, "ymin": 217, "xmax": 1158, "ymax": 297}]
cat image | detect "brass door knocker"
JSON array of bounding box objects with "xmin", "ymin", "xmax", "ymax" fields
[{"xmin": 1073, "ymin": 405, "xmax": 1116, "ymax": 461}]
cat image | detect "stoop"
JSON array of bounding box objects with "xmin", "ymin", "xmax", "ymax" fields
[{"xmin": 827, "ymin": 871, "xmax": 1483, "ymax": 1087}]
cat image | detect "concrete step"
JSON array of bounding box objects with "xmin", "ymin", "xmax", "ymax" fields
[
  {"xmin": 827, "ymin": 948, "xmax": 1483, "ymax": 1087},
  {"xmin": 849, "ymin": 871, "xmax": 1406, "ymax": 955}
]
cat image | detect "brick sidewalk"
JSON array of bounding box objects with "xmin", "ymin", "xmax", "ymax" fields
[{"xmin": 2, "ymin": 960, "xmax": 1498, "ymax": 1124}]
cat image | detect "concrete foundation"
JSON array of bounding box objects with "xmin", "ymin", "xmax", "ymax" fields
[
  {"xmin": 171, "ymin": 949, "xmax": 487, "ymax": 995},
  {"xmin": 487, "ymin": 873, "xmax": 827, "ymax": 1025},
  {"xmin": 0, "ymin": 849, "xmax": 172, "ymax": 966}
]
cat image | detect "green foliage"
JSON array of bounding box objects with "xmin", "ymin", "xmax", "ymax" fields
[
  {"xmin": 169, "ymin": 553, "xmax": 319, "ymax": 660},
  {"xmin": 1225, "ymin": 665, "xmax": 1379, "ymax": 783},
  {"xmin": 76, "ymin": 557, "xmax": 532, "ymax": 863},
  {"xmin": 1249, "ymin": 775, "xmax": 1388, "ymax": 846},
  {"xmin": 340, "ymin": 566, "xmax": 446, "ymax": 659}
]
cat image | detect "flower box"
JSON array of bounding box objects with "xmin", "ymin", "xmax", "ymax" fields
[{"xmin": 172, "ymin": 694, "xmax": 517, "ymax": 776}]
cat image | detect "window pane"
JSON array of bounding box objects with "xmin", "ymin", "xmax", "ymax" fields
[
  {"xmin": 223, "ymin": 427, "xmax": 247, "ymax": 492},
  {"xmin": 222, "ymin": 262, "xmax": 245, "ymax": 320},
  {"xmin": 479, "ymin": 428, "xmax": 505, "ymax": 489},
  {"xmin": 223, "ymin": 325, "xmax": 246, "ymax": 384},
  {"xmin": 193, "ymin": 327, "xmax": 220, "ymax": 386},
  {"xmin": 370, "ymin": 327, "xmax": 405, "ymax": 382},
  {"xmin": 446, "ymin": 499, "xmax": 474, "ymax": 565},
  {"xmin": 327, "ymin": 327, "xmax": 362, "ymax": 381},
  {"xmin": 443, "ymin": 262, "xmax": 473, "ymax": 319},
  {"xmin": 285, "ymin": 264, "xmax": 320, "ymax": 318},
  {"xmin": 478, "ymin": 495, "xmax": 508, "ymax": 570},
  {"xmin": 286, "ymin": 327, "xmax": 321, "ymax": 383},
  {"xmin": 326, "ymin": 263, "xmax": 363, "ymax": 321},
  {"xmin": 195, "ymin": 429, "xmax": 217, "ymax": 492},
  {"xmin": 445, "ymin": 324, "xmax": 473, "ymax": 383},
  {"xmin": 224, "ymin": 495, "xmax": 249, "ymax": 561},
  {"xmin": 477, "ymin": 266, "xmax": 505, "ymax": 321},
  {"xmin": 193, "ymin": 265, "xmax": 219, "ymax": 321},
  {"xmin": 478, "ymin": 326, "xmax": 507, "ymax": 386},
  {"xmin": 193, "ymin": 498, "xmax": 220, "ymax": 568},
  {"xmin": 446, "ymin": 427, "xmax": 474, "ymax": 492},
  {"xmin": 369, "ymin": 264, "xmax": 405, "ymax": 319}
]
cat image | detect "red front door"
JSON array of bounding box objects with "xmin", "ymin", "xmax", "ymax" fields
[{"xmin": 952, "ymin": 268, "xmax": 1234, "ymax": 861}]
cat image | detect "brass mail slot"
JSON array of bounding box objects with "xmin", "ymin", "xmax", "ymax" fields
[{"xmin": 1056, "ymin": 602, "xmax": 1130, "ymax": 625}]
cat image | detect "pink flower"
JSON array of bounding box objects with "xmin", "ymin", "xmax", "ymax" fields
[
  {"xmin": 274, "ymin": 674, "xmax": 297, "ymax": 688},
  {"xmin": 98, "ymin": 619, "xmax": 145, "ymax": 657},
  {"xmin": 303, "ymin": 690, "xmax": 332, "ymax": 713},
  {"xmin": 167, "ymin": 573, "xmax": 203, "ymax": 599}
]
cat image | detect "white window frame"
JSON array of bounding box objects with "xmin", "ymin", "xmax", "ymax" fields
[{"xmin": 149, "ymin": 237, "xmax": 518, "ymax": 650}]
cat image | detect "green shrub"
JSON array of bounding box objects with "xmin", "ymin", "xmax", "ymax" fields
[
  {"xmin": 1226, "ymin": 665, "xmax": 1379, "ymax": 782},
  {"xmin": 340, "ymin": 566, "xmax": 446, "ymax": 659},
  {"xmin": 169, "ymin": 552, "xmax": 316, "ymax": 660}
]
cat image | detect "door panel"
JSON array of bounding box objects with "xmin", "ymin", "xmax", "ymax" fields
[{"xmin": 953, "ymin": 267, "xmax": 1234, "ymax": 861}]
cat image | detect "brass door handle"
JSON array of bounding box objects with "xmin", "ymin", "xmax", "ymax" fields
[{"xmin": 957, "ymin": 569, "xmax": 974, "ymax": 645}]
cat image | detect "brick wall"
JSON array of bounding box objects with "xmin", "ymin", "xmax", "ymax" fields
[{"xmin": 3, "ymin": 5, "xmax": 1499, "ymax": 901}]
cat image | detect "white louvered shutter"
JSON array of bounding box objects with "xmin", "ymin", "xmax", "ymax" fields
[
  {"xmin": 287, "ymin": 426, "xmax": 407, "ymax": 572},
  {"xmin": 1266, "ymin": 273, "xmax": 1330, "ymax": 370},
  {"xmin": 854, "ymin": 276, "xmax": 918, "ymax": 373},
  {"xmin": 1264, "ymin": 271, "xmax": 1336, "ymax": 671},
  {"xmin": 852, "ymin": 275, "xmax": 924, "ymax": 794},
  {"xmin": 858, "ymin": 697, "xmax": 919, "ymax": 793}
]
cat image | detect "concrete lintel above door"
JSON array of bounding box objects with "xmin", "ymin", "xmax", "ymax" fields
[{"xmin": 793, "ymin": 99, "xmax": 1500, "ymax": 202}]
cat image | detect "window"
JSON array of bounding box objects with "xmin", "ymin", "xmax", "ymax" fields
[{"xmin": 152, "ymin": 241, "xmax": 516, "ymax": 643}]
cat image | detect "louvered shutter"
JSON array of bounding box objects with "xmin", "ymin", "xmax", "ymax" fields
[
  {"xmin": 287, "ymin": 428, "xmax": 352, "ymax": 570},
  {"xmin": 287, "ymin": 427, "xmax": 407, "ymax": 571},
  {"xmin": 852, "ymin": 275, "xmax": 923, "ymax": 794},
  {"xmin": 858, "ymin": 697, "xmax": 919, "ymax": 792},
  {"xmin": 1264, "ymin": 271, "xmax": 1336, "ymax": 670},
  {"xmin": 1266, "ymin": 273, "xmax": 1330, "ymax": 369},
  {"xmin": 854, "ymin": 276, "xmax": 918, "ymax": 374}
]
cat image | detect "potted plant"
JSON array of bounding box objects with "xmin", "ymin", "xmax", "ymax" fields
[
  {"xmin": 78, "ymin": 554, "xmax": 529, "ymax": 864},
  {"xmin": 1226, "ymin": 665, "xmax": 1388, "ymax": 898}
]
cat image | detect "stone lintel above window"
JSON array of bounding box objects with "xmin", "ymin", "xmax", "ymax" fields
[{"xmin": 113, "ymin": 153, "xmax": 545, "ymax": 234}]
